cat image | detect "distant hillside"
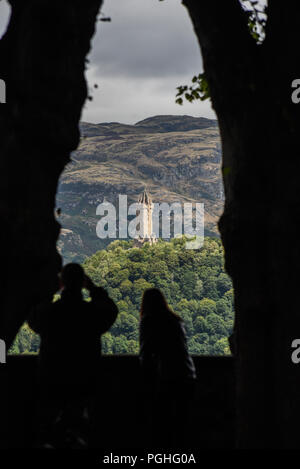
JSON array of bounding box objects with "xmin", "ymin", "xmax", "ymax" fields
[{"xmin": 56, "ymin": 115, "xmax": 224, "ymax": 262}]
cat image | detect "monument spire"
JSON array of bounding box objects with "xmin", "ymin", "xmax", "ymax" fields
[{"xmin": 135, "ymin": 187, "xmax": 157, "ymax": 247}]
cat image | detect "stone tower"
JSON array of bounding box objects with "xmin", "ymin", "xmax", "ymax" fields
[{"xmin": 134, "ymin": 188, "xmax": 157, "ymax": 247}]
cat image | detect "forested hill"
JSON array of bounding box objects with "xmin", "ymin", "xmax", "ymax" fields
[
  {"xmin": 83, "ymin": 237, "xmax": 233, "ymax": 355},
  {"xmin": 11, "ymin": 237, "xmax": 233, "ymax": 356},
  {"xmin": 56, "ymin": 115, "xmax": 223, "ymax": 263}
]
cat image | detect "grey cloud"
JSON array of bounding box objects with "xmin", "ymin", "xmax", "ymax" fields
[
  {"xmin": 0, "ymin": 0, "xmax": 215, "ymax": 125},
  {"xmin": 81, "ymin": 0, "xmax": 215, "ymax": 124},
  {"xmin": 82, "ymin": 72, "xmax": 216, "ymax": 125},
  {"xmin": 89, "ymin": 0, "xmax": 202, "ymax": 79},
  {"xmin": 81, "ymin": 0, "xmax": 216, "ymax": 124}
]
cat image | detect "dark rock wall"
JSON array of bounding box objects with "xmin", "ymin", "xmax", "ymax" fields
[
  {"xmin": 0, "ymin": 0, "xmax": 102, "ymax": 347},
  {"xmin": 184, "ymin": 0, "xmax": 300, "ymax": 448}
]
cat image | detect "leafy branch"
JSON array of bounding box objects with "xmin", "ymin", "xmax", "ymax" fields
[
  {"xmin": 175, "ymin": 1, "xmax": 267, "ymax": 105},
  {"xmin": 241, "ymin": 0, "xmax": 267, "ymax": 44},
  {"xmin": 175, "ymin": 73, "xmax": 210, "ymax": 105}
]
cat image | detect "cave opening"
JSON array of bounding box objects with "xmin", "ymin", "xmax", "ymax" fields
[
  {"xmin": 4, "ymin": 0, "xmax": 300, "ymax": 451},
  {"xmin": 0, "ymin": 0, "xmax": 240, "ymax": 450},
  {"xmin": 7, "ymin": 0, "xmax": 234, "ymax": 358}
]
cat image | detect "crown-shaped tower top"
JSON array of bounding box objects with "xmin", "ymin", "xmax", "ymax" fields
[
  {"xmin": 134, "ymin": 188, "xmax": 157, "ymax": 247},
  {"xmin": 138, "ymin": 188, "xmax": 152, "ymax": 205}
]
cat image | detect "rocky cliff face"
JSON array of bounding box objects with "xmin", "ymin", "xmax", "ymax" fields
[{"xmin": 56, "ymin": 115, "xmax": 224, "ymax": 262}]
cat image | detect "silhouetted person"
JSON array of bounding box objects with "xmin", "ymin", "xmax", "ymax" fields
[
  {"xmin": 28, "ymin": 263, "xmax": 118, "ymax": 448},
  {"xmin": 139, "ymin": 288, "xmax": 196, "ymax": 448}
]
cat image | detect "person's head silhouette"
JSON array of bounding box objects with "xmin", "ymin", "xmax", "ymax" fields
[
  {"xmin": 140, "ymin": 288, "xmax": 177, "ymax": 318},
  {"xmin": 61, "ymin": 263, "xmax": 84, "ymax": 292}
]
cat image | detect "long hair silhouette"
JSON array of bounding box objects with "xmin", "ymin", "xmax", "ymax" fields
[
  {"xmin": 139, "ymin": 287, "xmax": 196, "ymax": 448},
  {"xmin": 140, "ymin": 288, "xmax": 180, "ymax": 319}
]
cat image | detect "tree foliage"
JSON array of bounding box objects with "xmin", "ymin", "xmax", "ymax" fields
[{"xmin": 10, "ymin": 237, "xmax": 234, "ymax": 356}]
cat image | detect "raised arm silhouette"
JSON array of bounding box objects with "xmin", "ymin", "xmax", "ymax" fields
[
  {"xmin": 28, "ymin": 263, "xmax": 118, "ymax": 448},
  {"xmin": 139, "ymin": 288, "xmax": 196, "ymax": 448}
]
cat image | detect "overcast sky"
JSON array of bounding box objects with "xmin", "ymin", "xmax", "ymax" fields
[{"xmin": 0, "ymin": 0, "xmax": 216, "ymax": 124}]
